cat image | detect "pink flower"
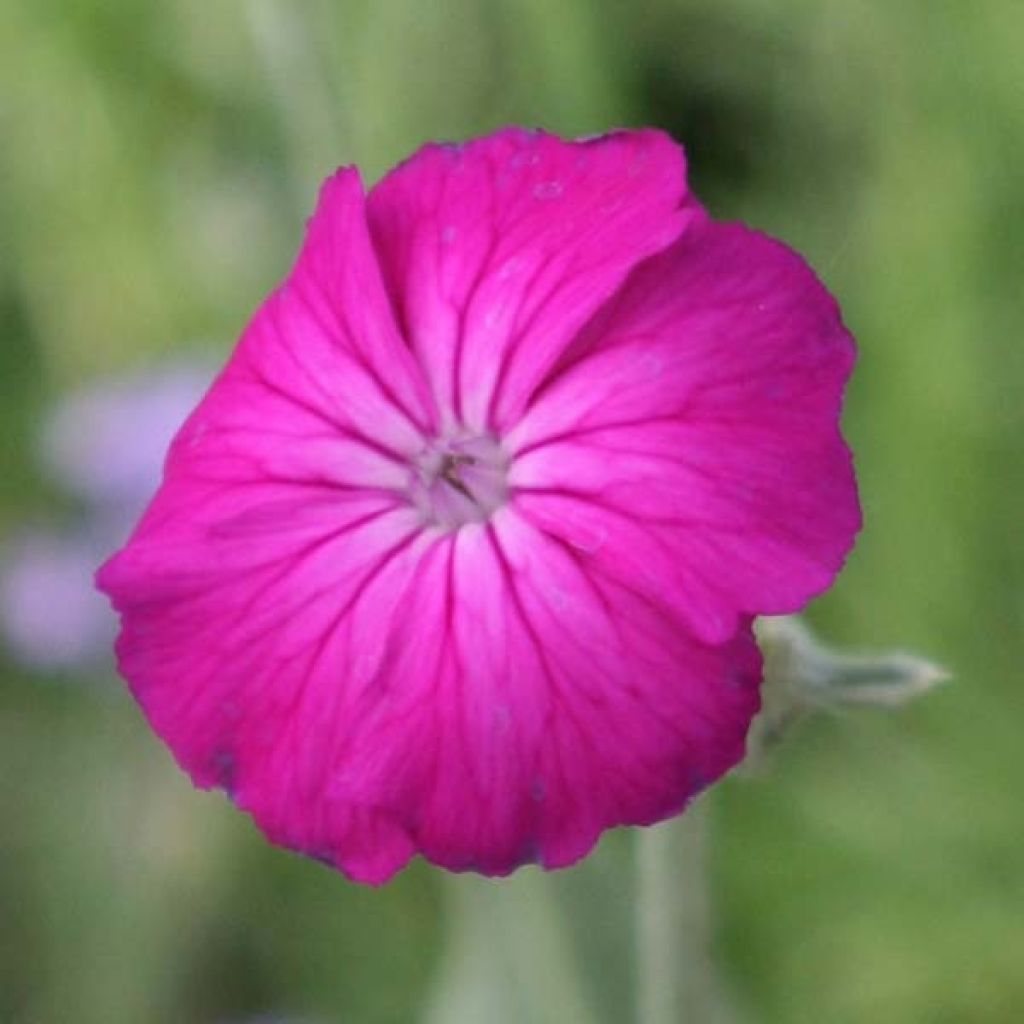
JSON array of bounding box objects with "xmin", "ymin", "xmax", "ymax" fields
[{"xmin": 97, "ymin": 129, "xmax": 859, "ymax": 883}]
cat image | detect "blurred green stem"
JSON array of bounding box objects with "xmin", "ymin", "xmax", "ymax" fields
[
  {"xmin": 423, "ymin": 869, "xmax": 598, "ymax": 1024},
  {"xmin": 246, "ymin": 0, "xmax": 345, "ymax": 206},
  {"xmin": 636, "ymin": 800, "xmax": 724, "ymax": 1024}
]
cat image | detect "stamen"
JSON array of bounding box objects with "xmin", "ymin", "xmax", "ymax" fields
[{"xmin": 408, "ymin": 436, "xmax": 509, "ymax": 529}]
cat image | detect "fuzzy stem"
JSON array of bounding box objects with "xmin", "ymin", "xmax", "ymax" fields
[
  {"xmin": 636, "ymin": 801, "xmax": 724, "ymax": 1024},
  {"xmin": 423, "ymin": 870, "xmax": 599, "ymax": 1024}
]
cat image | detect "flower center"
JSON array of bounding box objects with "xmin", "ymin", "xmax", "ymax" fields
[{"xmin": 408, "ymin": 434, "xmax": 509, "ymax": 530}]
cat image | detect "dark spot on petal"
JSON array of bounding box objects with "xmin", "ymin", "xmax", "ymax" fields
[
  {"xmin": 213, "ymin": 749, "xmax": 236, "ymax": 791},
  {"xmin": 516, "ymin": 836, "xmax": 541, "ymax": 866},
  {"xmin": 687, "ymin": 768, "xmax": 711, "ymax": 795},
  {"xmin": 306, "ymin": 848, "xmax": 336, "ymax": 867}
]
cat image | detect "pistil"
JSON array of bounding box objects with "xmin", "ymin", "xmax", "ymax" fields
[{"xmin": 409, "ymin": 435, "xmax": 509, "ymax": 529}]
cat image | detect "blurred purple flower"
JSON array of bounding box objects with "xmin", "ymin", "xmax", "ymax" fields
[
  {"xmin": 1, "ymin": 359, "xmax": 214, "ymax": 673},
  {"xmin": 218, "ymin": 1017, "xmax": 321, "ymax": 1024},
  {"xmin": 1, "ymin": 530, "xmax": 114, "ymax": 671}
]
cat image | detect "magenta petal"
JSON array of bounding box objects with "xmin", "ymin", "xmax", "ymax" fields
[
  {"xmin": 367, "ymin": 128, "xmax": 696, "ymax": 434},
  {"xmin": 193, "ymin": 166, "xmax": 438, "ymax": 484},
  {"xmin": 509, "ymin": 218, "xmax": 861, "ymax": 644},
  {"xmin": 101, "ymin": 496, "xmax": 430, "ymax": 883},
  {"xmin": 102, "ymin": 498, "xmax": 759, "ymax": 879},
  {"xmin": 348, "ymin": 510, "xmax": 760, "ymax": 873}
]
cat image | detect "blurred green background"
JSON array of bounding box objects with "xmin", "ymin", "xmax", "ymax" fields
[{"xmin": 1, "ymin": 1, "xmax": 1021, "ymax": 1022}]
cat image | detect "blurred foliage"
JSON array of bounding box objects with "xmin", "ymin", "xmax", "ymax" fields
[{"xmin": 1, "ymin": 1, "xmax": 1021, "ymax": 1022}]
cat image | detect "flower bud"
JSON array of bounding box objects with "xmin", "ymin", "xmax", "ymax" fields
[{"xmin": 747, "ymin": 616, "xmax": 948, "ymax": 760}]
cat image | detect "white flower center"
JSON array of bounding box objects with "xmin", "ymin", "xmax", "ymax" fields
[{"xmin": 408, "ymin": 434, "xmax": 509, "ymax": 530}]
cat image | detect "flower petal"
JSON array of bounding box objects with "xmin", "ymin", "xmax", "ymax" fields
[
  {"xmin": 366, "ymin": 128, "xmax": 696, "ymax": 434},
  {"xmin": 341, "ymin": 507, "xmax": 761, "ymax": 874},
  {"xmin": 100, "ymin": 491, "xmax": 430, "ymax": 883},
  {"xmin": 213, "ymin": 166, "xmax": 437, "ymax": 475},
  {"xmin": 101, "ymin": 494, "xmax": 759, "ymax": 881},
  {"xmin": 122, "ymin": 170, "xmax": 439, "ymax": 541},
  {"xmin": 508, "ymin": 219, "xmax": 861, "ymax": 644}
]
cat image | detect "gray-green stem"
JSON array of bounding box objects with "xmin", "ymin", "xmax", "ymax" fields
[
  {"xmin": 423, "ymin": 869, "xmax": 599, "ymax": 1024},
  {"xmin": 636, "ymin": 801, "xmax": 727, "ymax": 1024}
]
